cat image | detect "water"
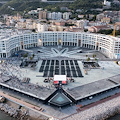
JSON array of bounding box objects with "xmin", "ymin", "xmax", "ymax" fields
[
  {"xmin": 0, "ymin": 111, "xmax": 16, "ymax": 120},
  {"xmin": 107, "ymin": 114, "xmax": 120, "ymax": 120}
]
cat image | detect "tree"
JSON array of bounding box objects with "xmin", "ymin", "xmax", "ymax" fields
[
  {"xmin": 32, "ymin": 29, "xmax": 36, "ymax": 32},
  {"xmin": 32, "ymin": 54, "xmax": 35, "ymax": 57},
  {"xmin": 93, "ymin": 54, "xmax": 96, "ymax": 58},
  {"xmin": 92, "ymin": 15, "xmax": 96, "ymax": 21},
  {"xmin": 30, "ymin": 56, "xmax": 33, "ymax": 60},
  {"xmin": 87, "ymin": 57, "xmax": 90, "ymax": 61},
  {"xmin": 23, "ymin": 53, "xmax": 28, "ymax": 58},
  {"xmin": 95, "ymin": 58, "xmax": 97, "ymax": 61},
  {"xmin": 84, "ymin": 29, "xmax": 88, "ymax": 32}
]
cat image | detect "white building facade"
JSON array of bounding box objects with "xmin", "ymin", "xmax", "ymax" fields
[
  {"xmin": 104, "ymin": 0, "xmax": 111, "ymax": 6},
  {"xmin": 47, "ymin": 12, "xmax": 62, "ymax": 20},
  {"xmin": 37, "ymin": 23, "xmax": 48, "ymax": 32},
  {"xmin": 0, "ymin": 31, "xmax": 120, "ymax": 59},
  {"xmin": 63, "ymin": 12, "xmax": 71, "ymax": 20}
]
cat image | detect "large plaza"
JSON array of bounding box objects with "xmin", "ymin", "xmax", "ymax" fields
[
  {"xmin": 0, "ymin": 33, "xmax": 120, "ymax": 119},
  {"xmin": 5, "ymin": 46, "xmax": 120, "ymax": 89}
]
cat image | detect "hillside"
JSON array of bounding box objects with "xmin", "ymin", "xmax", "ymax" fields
[
  {"xmin": 0, "ymin": 0, "xmax": 119, "ymax": 15},
  {"xmin": 0, "ymin": 0, "xmax": 49, "ymax": 15}
]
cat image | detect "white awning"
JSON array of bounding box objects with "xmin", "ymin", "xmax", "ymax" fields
[{"xmin": 54, "ymin": 75, "xmax": 66, "ymax": 81}]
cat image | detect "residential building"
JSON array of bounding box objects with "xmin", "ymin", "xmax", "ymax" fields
[
  {"xmin": 88, "ymin": 25, "xmax": 111, "ymax": 32},
  {"xmin": 63, "ymin": 12, "xmax": 71, "ymax": 20},
  {"xmin": 39, "ymin": 11, "xmax": 47, "ymax": 20},
  {"xmin": 37, "ymin": 23, "xmax": 48, "ymax": 32},
  {"xmin": 101, "ymin": 17, "xmax": 111, "ymax": 24}
]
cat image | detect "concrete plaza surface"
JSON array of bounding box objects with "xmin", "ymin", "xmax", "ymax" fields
[
  {"xmin": 0, "ymin": 46, "xmax": 120, "ymax": 119},
  {"xmin": 17, "ymin": 61, "xmax": 120, "ymax": 89},
  {"xmin": 20, "ymin": 46, "xmax": 120, "ymax": 89},
  {"xmin": 1, "ymin": 47, "xmax": 120, "ymax": 90}
]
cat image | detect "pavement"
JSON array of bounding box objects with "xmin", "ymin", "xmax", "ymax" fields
[
  {"xmin": 0, "ymin": 46, "xmax": 120, "ymax": 119},
  {"xmin": 0, "ymin": 90, "xmax": 54, "ymax": 119}
]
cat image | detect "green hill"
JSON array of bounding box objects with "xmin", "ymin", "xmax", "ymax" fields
[
  {"xmin": 0, "ymin": 0, "xmax": 49, "ymax": 15},
  {"xmin": 0, "ymin": 0, "xmax": 119, "ymax": 15}
]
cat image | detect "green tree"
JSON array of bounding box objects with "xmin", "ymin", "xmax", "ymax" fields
[
  {"xmin": 95, "ymin": 58, "xmax": 97, "ymax": 61},
  {"xmin": 84, "ymin": 29, "xmax": 88, "ymax": 32},
  {"xmin": 23, "ymin": 53, "xmax": 28, "ymax": 58},
  {"xmin": 30, "ymin": 56, "xmax": 33, "ymax": 60},
  {"xmin": 87, "ymin": 57, "xmax": 90, "ymax": 61},
  {"xmin": 32, "ymin": 54, "xmax": 35, "ymax": 57},
  {"xmin": 32, "ymin": 29, "xmax": 36, "ymax": 32}
]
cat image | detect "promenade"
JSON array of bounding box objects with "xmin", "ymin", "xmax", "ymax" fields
[
  {"xmin": 0, "ymin": 90, "xmax": 55, "ymax": 120},
  {"xmin": 63, "ymin": 93, "xmax": 120, "ymax": 120},
  {"xmin": 2, "ymin": 87, "xmax": 120, "ymax": 120}
]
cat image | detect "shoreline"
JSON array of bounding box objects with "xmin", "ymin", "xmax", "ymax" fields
[
  {"xmin": 1, "ymin": 107, "xmax": 120, "ymax": 120},
  {"xmin": 63, "ymin": 95, "xmax": 120, "ymax": 120},
  {"xmin": 1, "ymin": 80, "xmax": 120, "ymax": 120},
  {"xmin": 1, "ymin": 91, "xmax": 120, "ymax": 120},
  {"xmin": 0, "ymin": 101, "xmax": 30, "ymax": 120},
  {"xmin": 0, "ymin": 98, "xmax": 50, "ymax": 120},
  {"xmin": 0, "ymin": 90, "xmax": 53, "ymax": 120},
  {"xmin": 107, "ymin": 114, "xmax": 120, "ymax": 120},
  {"xmin": 0, "ymin": 110, "xmax": 16, "ymax": 120}
]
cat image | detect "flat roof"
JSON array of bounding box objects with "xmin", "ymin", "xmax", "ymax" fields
[{"xmin": 66, "ymin": 75, "xmax": 120, "ymax": 100}]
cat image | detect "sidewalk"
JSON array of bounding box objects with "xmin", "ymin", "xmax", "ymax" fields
[{"xmin": 0, "ymin": 90, "xmax": 57, "ymax": 120}]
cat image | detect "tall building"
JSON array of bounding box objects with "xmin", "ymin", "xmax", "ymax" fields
[
  {"xmin": 48, "ymin": 12, "xmax": 62, "ymax": 20},
  {"xmin": 104, "ymin": 0, "xmax": 111, "ymax": 6},
  {"xmin": 63, "ymin": 12, "xmax": 71, "ymax": 20},
  {"xmin": 39, "ymin": 11, "xmax": 47, "ymax": 20},
  {"xmin": 76, "ymin": 20, "xmax": 89, "ymax": 29},
  {"xmin": 47, "ymin": 12, "xmax": 52, "ymax": 19},
  {"xmin": 37, "ymin": 23, "xmax": 48, "ymax": 32}
]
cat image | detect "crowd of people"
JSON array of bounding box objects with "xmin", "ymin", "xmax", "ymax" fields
[{"xmin": 0, "ymin": 57, "xmax": 56, "ymax": 100}]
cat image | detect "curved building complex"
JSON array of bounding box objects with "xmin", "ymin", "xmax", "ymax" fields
[{"xmin": 0, "ymin": 31, "xmax": 120, "ymax": 59}]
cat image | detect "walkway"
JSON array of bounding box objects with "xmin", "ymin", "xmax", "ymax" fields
[
  {"xmin": 62, "ymin": 92, "xmax": 120, "ymax": 120},
  {"xmin": 0, "ymin": 90, "xmax": 57, "ymax": 120}
]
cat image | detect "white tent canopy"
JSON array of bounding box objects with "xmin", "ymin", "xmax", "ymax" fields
[{"xmin": 54, "ymin": 75, "xmax": 66, "ymax": 81}]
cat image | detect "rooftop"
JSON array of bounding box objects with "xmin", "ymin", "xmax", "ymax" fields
[{"xmin": 66, "ymin": 74, "xmax": 120, "ymax": 100}]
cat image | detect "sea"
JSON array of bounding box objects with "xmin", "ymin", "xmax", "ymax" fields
[
  {"xmin": 107, "ymin": 114, "xmax": 120, "ymax": 120},
  {"xmin": 0, "ymin": 111, "xmax": 16, "ymax": 120}
]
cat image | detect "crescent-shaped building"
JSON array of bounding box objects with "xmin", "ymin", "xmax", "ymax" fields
[{"xmin": 0, "ymin": 31, "xmax": 120, "ymax": 59}]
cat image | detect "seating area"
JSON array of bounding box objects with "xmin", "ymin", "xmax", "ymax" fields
[{"xmin": 39, "ymin": 59, "xmax": 83, "ymax": 77}]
